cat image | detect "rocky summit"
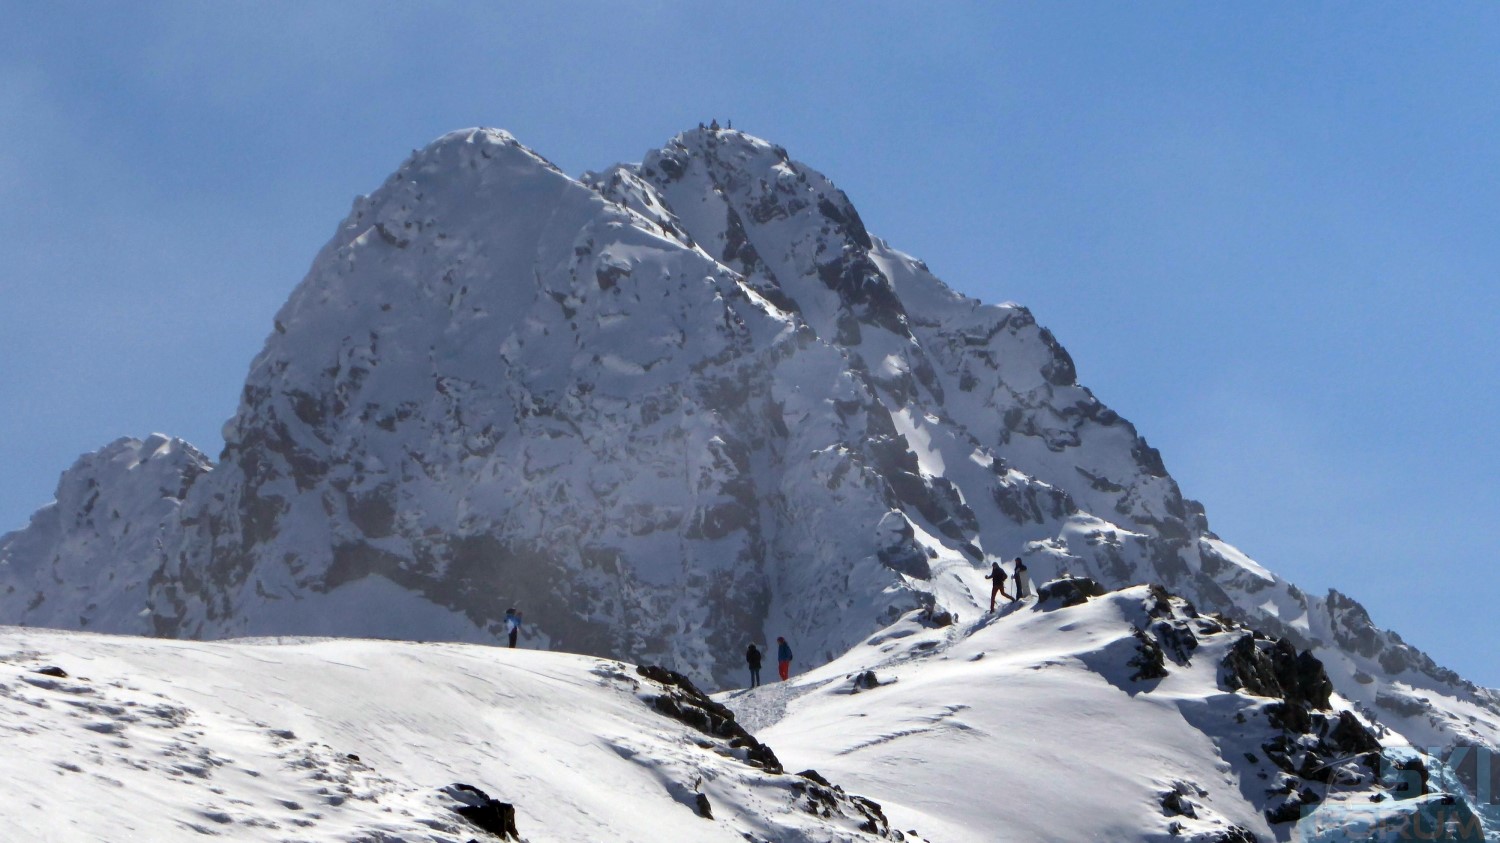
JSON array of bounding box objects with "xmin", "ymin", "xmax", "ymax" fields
[{"xmin": 2, "ymin": 127, "xmax": 1496, "ymax": 778}]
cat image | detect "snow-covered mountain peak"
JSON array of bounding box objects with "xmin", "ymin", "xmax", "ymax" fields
[
  {"xmin": 4, "ymin": 127, "xmax": 1498, "ymax": 835},
  {"xmin": 0, "ymin": 434, "xmax": 210, "ymax": 632},
  {"xmin": 614, "ymin": 126, "xmax": 910, "ymax": 352},
  {"xmin": 396, "ymin": 126, "xmax": 562, "ymax": 183}
]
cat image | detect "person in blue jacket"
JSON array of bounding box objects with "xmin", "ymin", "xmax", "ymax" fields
[
  {"xmin": 776, "ymin": 636, "xmax": 793, "ymax": 681},
  {"xmin": 504, "ymin": 607, "xmax": 523, "ymax": 648}
]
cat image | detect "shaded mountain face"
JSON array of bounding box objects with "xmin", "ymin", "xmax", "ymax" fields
[{"xmin": 1, "ymin": 127, "xmax": 1495, "ymax": 760}]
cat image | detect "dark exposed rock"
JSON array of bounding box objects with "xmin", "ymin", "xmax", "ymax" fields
[
  {"xmin": 992, "ymin": 476, "xmax": 1074, "ymax": 526},
  {"xmin": 797, "ymin": 769, "xmax": 832, "ymax": 787},
  {"xmin": 877, "ymin": 541, "xmax": 932, "ymax": 579},
  {"xmin": 636, "ymin": 664, "xmax": 781, "ymax": 774},
  {"xmin": 1254, "ymin": 704, "xmax": 1383, "ymax": 819},
  {"xmin": 1037, "ymin": 327, "xmax": 1076, "ymax": 386},
  {"xmin": 1035, "ymin": 576, "xmax": 1106, "ymax": 608},
  {"xmin": 919, "ymin": 604, "xmax": 955, "ymax": 628},
  {"xmin": 1326, "ymin": 589, "xmax": 1475, "ymax": 696},
  {"xmin": 1326, "ymin": 589, "xmax": 1383, "ymax": 659},
  {"xmin": 633, "ymin": 665, "xmax": 908, "ymax": 838},
  {"xmin": 1125, "ymin": 589, "xmax": 1220, "ymax": 684},
  {"xmin": 721, "ymin": 205, "xmax": 758, "ymax": 272},
  {"xmin": 32, "ymin": 665, "xmax": 68, "ymax": 678},
  {"xmin": 1152, "ymin": 618, "xmax": 1202, "ymax": 666},
  {"xmin": 1129, "ymin": 627, "xmax": 1169, "ymax": 682},
  {"xmin": 1160, "ymin": 788, "xmax": 1198, "ymax": 819},
  {"xmin": 815, "ymin": 191, "xmax": 873, "ymax": 250},
  {"xmin": 695, "ymin": 791, "xmax": 713, "ymax": 819},
  {"xmin": 445, "ymin": 783, "xmax": 520, "ymax": 840},
  {"xmin": 1389, "ymin": 756, "xmax": 1431, "ymax": 797},
  {"xmin": 1264, "ymin": 786, "xmax": 1321, "ymax": 825},
  {"xmin": 1217, "ymin": 627, "xmax": 1387, "ymax": 822},
  {"xmin": 1221, "ymin": 634, "xmax": 1333, "ymax": 710},
  {"xmin": 1329, "ymin": 710, "xmax": 1382, "ymax": 758},
  {"xmin": 1116, "ymin": 585, "xmax": 1386, "ymax": 829},
  {"xmin": 1131, "ymin": 439, "xmax": 1168, "ymax": 478},
  {"xmin": 814, "ymin": 248, "xmax": 910, "ymax": 341},
  {"xmin": 596, "ymin": 262, "xmax": 630, "ymax": 291},
  {"xmin": 789, "ymin": 777, "xmax": 897, "ymax": 838}
]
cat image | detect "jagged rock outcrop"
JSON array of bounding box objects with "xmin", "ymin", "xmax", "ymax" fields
[
  {"xmin": 445, "ymin": 783, "xmax": 520, "ymax": 840},
  {"xmin": 1098, "ymin": 586, "xmax": 1390, "ymax": 829},
  {"xmin": 628, "ymin": 662, "xmax": 907, "ymax": 839},
  {"xmin": 635, "ymin": 664, "xmax": 781, "ymax": 774}
]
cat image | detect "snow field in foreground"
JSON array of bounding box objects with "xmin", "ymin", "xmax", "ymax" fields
[{"xmin": 0, "ymin": 628, "xmax": 897, "ymax": 842}]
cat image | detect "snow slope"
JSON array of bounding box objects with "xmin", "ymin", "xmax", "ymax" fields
[
  {"xmin": 0, "ymin": 626, "xmax": 909, "ymax": 842},
  {"xmin": 3, "ymin": 583, "xmax": 1488, "ymax": 842},
  {"xmin": 736, "ymin": 582, "xmax": 1487, "ymax": 842}
]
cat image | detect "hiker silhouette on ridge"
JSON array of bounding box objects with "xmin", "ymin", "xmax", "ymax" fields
[
  {"xmin": 985, "ymin": 560, "xmax": 1012, "ymax": 611},
  {"xmin": 1013, "ymin": 557, "xmax": 1030, "ymax": 600}
]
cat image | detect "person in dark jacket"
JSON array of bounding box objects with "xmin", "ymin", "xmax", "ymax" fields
[
  {"xmin": 746, "ymin": 643, "xmax": 763, "ymax": 687},
  {"xmin": 776, "ymin": 637, "xmax": 793, "ymax": 681},
  {"xmin": 1013, "ymin": 557, "xmax": 1030, "ymax": 600},
  {"xmin": 984, "ymin": 560, "xmax": 1012, "ymax": 610}
]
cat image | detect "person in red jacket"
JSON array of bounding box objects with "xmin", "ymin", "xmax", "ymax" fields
[{"xmin": 776, "ymin": 637, "xmax": 793, "ymax": 681}]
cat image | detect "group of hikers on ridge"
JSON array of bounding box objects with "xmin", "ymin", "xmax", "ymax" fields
[
  {"xmin": 744, "ymin": 636, "xmax": 793, "ymax": 687},
  {"xmin": 985, "ymin": 557, "xmax": 1030, "ymax": 611},
  {"xmin": 740, "ymin": 558, "xmax": 1030, "ymax": 687}
]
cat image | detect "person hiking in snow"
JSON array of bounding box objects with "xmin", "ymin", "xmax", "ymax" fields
[
  {"xmin": 776, "ymin": 636, "xmax": 793, "ymax": 681},
  {"xmin": 746, "ymin": 643, "xmax": 763, "ymax": 688},
  {"xmin": 1013, "ymin": 557, "xmax": 1030, "ymax": 600},
  {"xmin": 984, "ymin": 560, "xmax": 1012, "ymax": 610},
  {"xmin": 504, "ymin": 607, "xmax": 523, "ymax": 648}
]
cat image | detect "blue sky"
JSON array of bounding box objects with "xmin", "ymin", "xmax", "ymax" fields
[{"xmin": 3, "ymin": 3, "xmax": 1496, "ymax": 684}]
